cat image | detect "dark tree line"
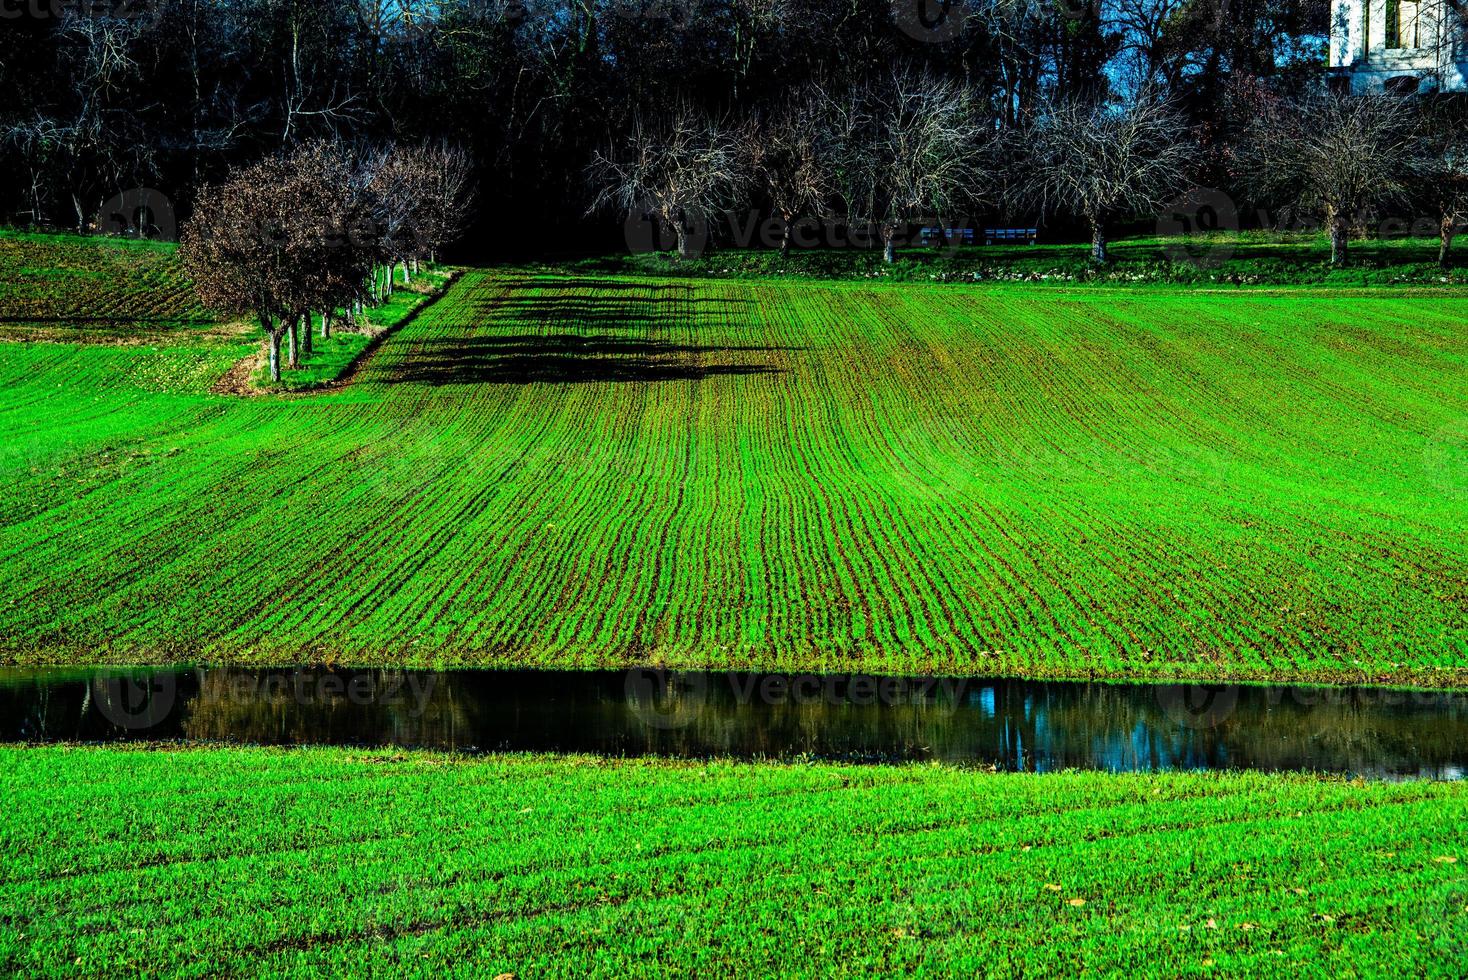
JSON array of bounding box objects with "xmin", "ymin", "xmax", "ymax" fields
[{"xmin": 3, "ymin": 0, "xmax": 1332, "ymax": 252}]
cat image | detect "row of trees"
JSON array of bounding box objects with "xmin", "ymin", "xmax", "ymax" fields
[
  {"xmin": 180, "ymin": 141, "xmax": 474, "ymax": 382},
  {"xmin": 2, "ymin": 0, "xmax": 1330, "ymax": 249},
  {"xmin": 589, "ymin": 76, "xmax": 1468, "ymax": 267}
]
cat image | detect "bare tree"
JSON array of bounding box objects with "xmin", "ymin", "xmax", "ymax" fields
[
  {"xmin": 53, "ymin": 11, "xmax": 154, "ymax": 233},
  {"xmin": 361, "ymin": 144, "xmax": 420, "ymax": 298},
  {"xmin": 1409, "ymin": 108, "xmax": 1468, "ymax": 268},
  {"xmin": 589, "ymin": 107, "xmax": 747, "ymax": 260},
  {"xmin": 182, "ymin": 142, "xmax": 372, "ymax": 383},
  {"xmin": 831, "ymin": 70, "xmax": 992, "ymax": 264},
  {"xmin": 1017, "ymin": 93, "xmax": 1196, "ymax": 264},
  {"xmin": 1237, "ymin": 92, "xmax": 1417, "ymax": 266},
  {"xmin": 406, "ymin": 142, "xmax": 477, "ymax": 265},
  {"xmin": 744, "ymin": 88, "xmax": 837, "ymax": 257}
]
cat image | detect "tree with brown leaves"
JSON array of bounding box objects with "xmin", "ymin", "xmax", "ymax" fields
[{"xmin": 181, "ymin": 142, "xmax": 371, "ymax": 382}]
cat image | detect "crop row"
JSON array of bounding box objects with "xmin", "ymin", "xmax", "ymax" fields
[
  {"xmin": 1, "ymin": 747, "xmax": 1464, "ymax": 976},
  {"xmin": 0, "ymin": 272, "xmax": 1463, "ymax": 682},
  {"xmin": 0, "ymin": 232, "xmax": 208, "ymax": 337}
]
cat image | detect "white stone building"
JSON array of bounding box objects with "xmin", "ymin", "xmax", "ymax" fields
[{"xmin": 1329, "ymin": 0, "xmax": 1468, "ymax": 92}]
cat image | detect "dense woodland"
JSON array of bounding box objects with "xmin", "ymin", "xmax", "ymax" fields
[{"xmin": 3, "ymin": 0, "xmax": 1334, "ymax": 253}]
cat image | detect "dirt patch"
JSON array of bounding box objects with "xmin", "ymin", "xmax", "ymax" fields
[{"xmin": 211, "ymin": 348, "xmax": 265, "ymax": 396}]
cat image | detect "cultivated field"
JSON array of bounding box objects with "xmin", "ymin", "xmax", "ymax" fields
[
  {"xmin": 0, "ymin": 262, "xmax": 1465, "ymax": 683},
  {"xmin": 1, "ymin": 746, "xmax": 1463, "ymax": 977},
  {"xmin": 0, "ymin": 230, "xmax": 210, "ymax": 341}
]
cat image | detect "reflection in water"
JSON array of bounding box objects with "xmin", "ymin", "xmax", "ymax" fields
[{"xmin": 0, "ymin": 667, "xmax": 1463, "ymax": 779}]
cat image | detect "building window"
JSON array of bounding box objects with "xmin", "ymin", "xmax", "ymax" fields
[
  {"xmin": 1386, "ymin": 0, "xmax": 1422, "ymax": 49},
  {"xmin": 1385, "ymin": 75, "xmax": 1422, "ymax": 94}
]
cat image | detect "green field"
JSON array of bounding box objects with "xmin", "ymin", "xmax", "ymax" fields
[
  {"xmin": 0, "ymin": 746, "xmax": 1463, "ymax": 977},
  {"xmin": 1, "ymin": 260, "xmax": 1466, "ymax": 682},
  {"xmin": 0, "ymin": 230, "xmax": 212, "ymax": 341}
]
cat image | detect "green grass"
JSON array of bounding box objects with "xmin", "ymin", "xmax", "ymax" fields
[
  {"xmin": 249, "ymin": 268, "xmax": 455, "ymax": 392},
  {"xmin": 0, "ymin": 745, "xmax": 1463, "ymax": 977},
  {"xmin": 576, "ymin": 232, "xmax": 1468, "ymax": 287},
  {"xmin": 0, "ymin": 266, "xmax": 1464, "ymax": 683}
]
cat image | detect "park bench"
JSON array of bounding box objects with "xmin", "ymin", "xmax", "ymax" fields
[
  {"xmin": 919, "ymin": 227, "xmax": 976, "ymax": 246},
  {"xmin": 983, "ymin": 227, "xmax": 1039, "ymax": 246}
]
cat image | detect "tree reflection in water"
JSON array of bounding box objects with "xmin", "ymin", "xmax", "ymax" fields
[{"xmin": 0, "ymin": 668, "xmax": 1462, "ymax": 779}]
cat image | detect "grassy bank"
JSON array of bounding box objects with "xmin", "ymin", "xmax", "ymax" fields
[
  {"xmin": 0, "ymin": 746, "xmax": 1463, "ymax": 976},
  {"xmin": 246, "ymin": 267, "xmax": 456, "ymax": 393}
]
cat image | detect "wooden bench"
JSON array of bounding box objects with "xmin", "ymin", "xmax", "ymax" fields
[
  {"xmin": 919, "ymin": 227, "xmax": 976, "ymax": 246},
  {"xmin": 983, "ymin": 227, "xmax": 1038, "ymax": 245}
]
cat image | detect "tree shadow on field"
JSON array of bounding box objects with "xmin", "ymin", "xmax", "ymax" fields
[
  {"xmin": 393, "ymin": 333, "xmax": 784, "ymax": 385},
  {"xmin": 395, "ymin": 281, "xmax": 786, "ymax": 386}
]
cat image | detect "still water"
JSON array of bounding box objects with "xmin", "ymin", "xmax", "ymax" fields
[{"xmin": 1, "ymin": 667, "xmax": 1464, "ymax": 779}]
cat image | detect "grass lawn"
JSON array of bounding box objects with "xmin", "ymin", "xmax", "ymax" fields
[
  {"xmin": 0, "ymin": 745, "xmax": 1463, "ymax": 976},
  {"xmin": 0, "ymin": 262, "xmax": 1465, "ymax": 682}
]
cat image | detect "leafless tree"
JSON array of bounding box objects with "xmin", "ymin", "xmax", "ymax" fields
[
  {"xmin": 181, "ymin": 142, "xmax": 372, "ymax": 382},
  {"xmin": 1237, "ymin": 92, "xmax": 1417, "ymax": 266},
  {"xmin": 1409, "ymin": 107, "xmax": 1468, "ymax": 268},
  {"xmin": 54, "ymin": 12, "xmax": 154, "ymax": 233},
  {"xmin": 1017, "ymin": 93, "xmax": 1196, "ymax": 264},
  {"xmin": 830, "ymin": 70, "xmax": 992, "ymax": 263},
  {"xmin": 406, "ymin": 142, "xmax": 477, "ymax": 265},
  {"xmin": 588, "ymin": 107, "xmax": 748, "ymax": 260},
  {"xmin": 744, "ymin": 88, "xmax": 838, "ymax": 257},
  {"xmin": 360, "ymin": 144, "xmax": 420, "ymax": 299}
]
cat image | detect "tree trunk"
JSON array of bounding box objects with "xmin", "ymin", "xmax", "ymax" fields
[
  {"xmin": 675, "ymin": 223, "xmax": 692, "ymax": 260},
  {"xmin": 321, "ymin": 311, "xmax": 331, "ymax": 340},
  {"xmin": 1090, "ymin": 223, "xmax": 1108, "ymax": 265},
  {"xmin": 299, "ymin": 312, "xmax": 313, "ymax": 356},
  {"xmin": 882, "ymin": 225, "xmax": 896, "ymax": 264},
  {"xmin": 1441, "ymin": 215, "xmax": 1457, "ymax": 269},
  {"xmin": 268, "ymin": 329, "xmax": 281, "ymax": 383},
  {"xmin": 1329, "ymin": 219, "xmax": 1349, "ymax": 267},
  {"xmin": 286, "ymin": 317, "xmax": 298, "ymax": 369}
]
